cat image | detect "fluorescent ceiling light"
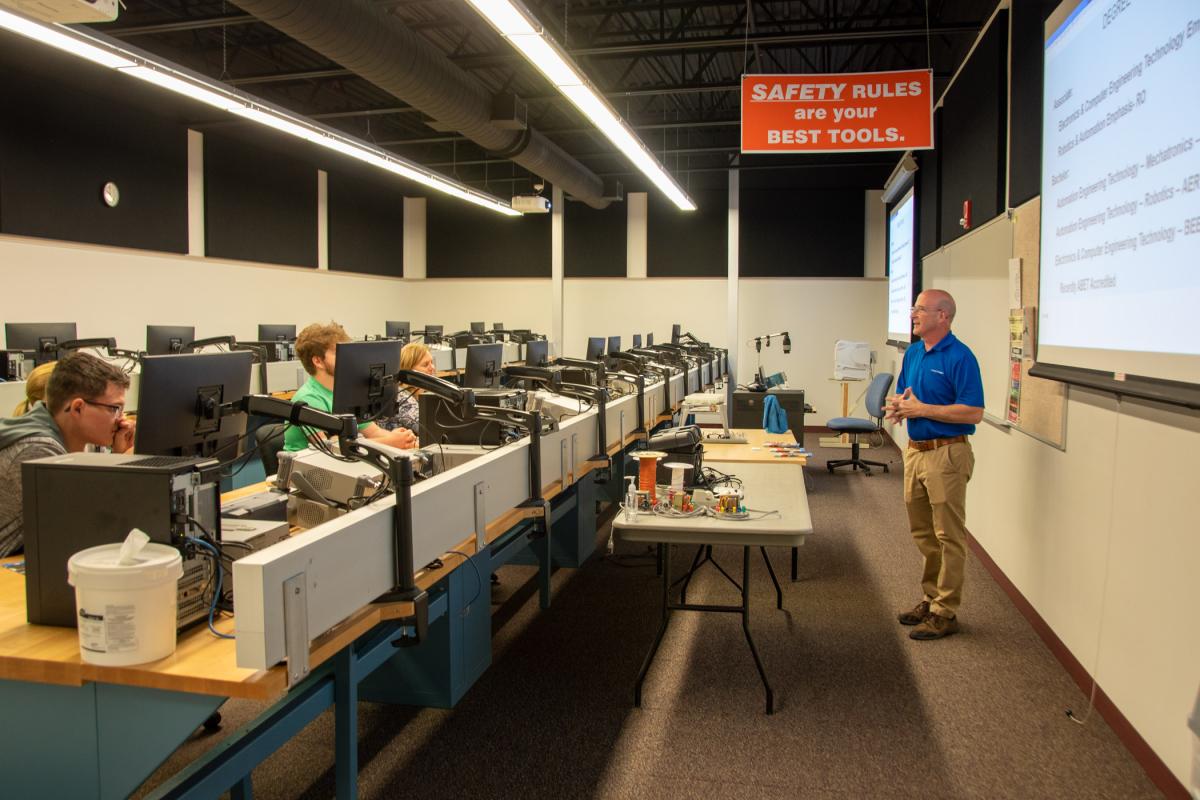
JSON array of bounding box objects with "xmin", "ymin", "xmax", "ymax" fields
[
  {"xmin": 560, "ymin": 85, "xmax": 696, "ymax": 211},
  {"xmin": 506, "ymin": 34, "xmax": 583, "ymax": 86},
  {"xmin": 0, "ymin": 6, "xmax": 518, "ymax": 216},
  {"xmin": 461, "ymin": 0, "xmax": 537, "ymax": 36},
  {"xmin": 466, "ymin": 0, "xmax": 696, "ymax": 211},
  {"xmin": 0, "ymin": 8, "xmax": 133, "ymax": 68},
  {"xmin": 120, "ymin": 66, "xmax": 241, "ymax": 111}
]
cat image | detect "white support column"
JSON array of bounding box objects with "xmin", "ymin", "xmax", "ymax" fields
[
  {"xmin": 727, "ymin": 170, "xmax": 739, "ymax": 404},
  {"xmin": 317, "ymin": 170, "xmax": 329, "ymax": 271},
  {"xmin": 186, "ymin": 130, "xmax": 205, "ymax": 257},
  {"xmin": 627, "ymin": 192, "xmax": 647, "ymax": 278},
  {"xmin": 403, "ymin": 197, "xmax": 426, "ymax": 279},
  {"xmin": 551, "ymin": 185, "xmax": 564, "ymax": 355}
]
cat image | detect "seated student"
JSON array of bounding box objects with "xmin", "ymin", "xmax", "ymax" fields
[
  {"xmin": 379, "ymin": 342, "xmax": 436, "ymax": 435},
  {"xmin": 283, "ymin": 322, "xmax": 419, "ymax": 452},
  {"xmin": 11, "ymin": 361, "xmax": 57, "ymax": 416},
  {"xmin": 0, "ymin": 352, "xmax": 136, "ymax": 557}
]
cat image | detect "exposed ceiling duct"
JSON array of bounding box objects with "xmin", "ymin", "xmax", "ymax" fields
[{"xmin": 231, "ymin": 0, "xmax": 611, "ymax": 208}]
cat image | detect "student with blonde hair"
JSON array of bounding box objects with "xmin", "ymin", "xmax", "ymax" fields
[
  {"xmin": 380, "ymin": 342, "xmax": 436, "ymax": 435},
  {"xmin": 11, "ymin": 362, "xmax": 57, "ymax": 417}
]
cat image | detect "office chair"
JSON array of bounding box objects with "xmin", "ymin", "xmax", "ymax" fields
[
  {"xmin": 255, "ymin": 422, "xmax": 287, "ymax": 476},
  {"xmin": 826, "ymin": 372, "xmax": 894, "ymax": 476}
]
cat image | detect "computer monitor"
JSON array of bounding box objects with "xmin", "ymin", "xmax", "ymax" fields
[
  {"xmin": 331, "ymin": 339, "xmax": 402, "ymax": 420},
  {"xmin": 524, "ymin": 339, "xmax": 549, "ymax": 367},
  {"xmin": 492, "ymin": 322, "xmax": 504, "ymax": 332},
  {"xmin": 258, "ymin": 324, "xmax": 296, "ymax": 342},
  {"xmin": 135, "ymin": 351, "xmax": 253, "ymax": 463},
  {"xmin": 671, "ymin": 324, "xmax": 682, "ymax": 344},
  {"xmin": 5, "ymin": 323, "xmax": 77, "ymax": 365},
  {"xmin": 470, "ymin": 321, "xmax": 486, "ymax": 335},
  {"xmin": 647, "ymin": 332, "xmax": 655, "ymax": 346},
  {"xmin": 385, "ymin": 321, "xmax": 410, "ymax": 342},
  {"xmin": 585, "ymin": 337, "xmax": 605, "ymax": 361},
  {"xmin": 464, "ymin": 342, "xmax": 503, "ymax": 389},
  {"xmin": 632, "ymin": 334, "xmax": 642, "ymax": 349},
  {"xmin": 607, "ymin": 336, "xmax": 621, "ymax": 355},
  {"xmin": 146, "ymin": 325, "xmax": 195, "ymax": 356},
  {"xmin": 240, "ymin": 341, "xmax": 290, "ymax": 362},
  {"xmin": 425, "ymin": 324, "xmax": 443, "ymax": 336}
]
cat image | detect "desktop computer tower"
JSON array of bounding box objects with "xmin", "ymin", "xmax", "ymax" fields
[
  {"xmin": 731, "ymin": 389, "xmax": 806, "ymax": 445},
  {"xmin": 22, "ymin": 452, "xmax": 221, "ymax": 628}
]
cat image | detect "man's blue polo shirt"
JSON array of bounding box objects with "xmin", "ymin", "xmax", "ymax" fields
[{"xmin": 896, "ymin": 332, "xmax": 984, "ymax": 441}]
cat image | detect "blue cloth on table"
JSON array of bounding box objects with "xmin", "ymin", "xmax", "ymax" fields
[{"xmin": 762, "ymin": 394, "xmax": 788, "ymax": 434}]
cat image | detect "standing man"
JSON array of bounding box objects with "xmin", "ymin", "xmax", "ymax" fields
[
  {"xmin": 886, "ymin": 289, "xmax": 984, "ymax": 640},
  {"xmin": 0, "ymin": 352, "xmax": 136, "ymax": 557}
]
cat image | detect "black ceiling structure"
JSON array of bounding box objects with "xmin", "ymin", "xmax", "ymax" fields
[{"xmin": 85, "ymin": 0, "xmax": 997, "ymax": 198}]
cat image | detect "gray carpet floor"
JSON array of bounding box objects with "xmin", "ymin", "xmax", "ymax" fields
[{"xmin": 136, "ymin": 436, "xmax": 1163, "ymax": 799}]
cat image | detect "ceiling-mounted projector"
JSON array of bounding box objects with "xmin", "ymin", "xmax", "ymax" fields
[
  {"xmin": 511, "ymin": 195, "xmax": 551, "ymax": 214},
  {"xmin": 1, "ymin": 0, "xmax": 118, "ymax": 23}
]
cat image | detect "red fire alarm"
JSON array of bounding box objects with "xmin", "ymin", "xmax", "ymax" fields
[{"xmin": 959, "ymin": 199, "xmax": 972, "ymax": 230}]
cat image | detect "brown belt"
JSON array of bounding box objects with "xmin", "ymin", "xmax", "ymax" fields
[{"xmin": 908, "ymin": 435, "xmax": 968, "ymax": 452}]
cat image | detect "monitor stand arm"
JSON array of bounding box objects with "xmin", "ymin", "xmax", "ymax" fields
[{"xmin": 221, "ymin": 394, "xmax": 429, "ymax": 646}]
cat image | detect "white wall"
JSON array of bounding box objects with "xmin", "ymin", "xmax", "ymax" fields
[
  {"xmin": 0, "ymin": 235, "xmax": 407, "ymax": 345},
  {"xmin": 562, "ymin": 278, "xmax": 728, "ymax": 360},
  {"xmin": 392, "ymin": 279, "xmax": 553, "ymax": 337},
  {"xmin": 0, "ymin": 235, "xmax": 556, "ymax": 349},
  {"xmin": 737, "ymin": 278, "xmax": 889, "ymax": 420},
  {"xmin": 971, "ymin": 390, "xmax": 1200, "ymax": 787},
  {"xmin": 903, "ymin": 218, "xmax": 1199, "ymax": 788}
]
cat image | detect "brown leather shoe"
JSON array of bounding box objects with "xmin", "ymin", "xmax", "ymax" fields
[
  {"xmin": 909, "ymin": 613, "xmax": 959, "ymax": 640},
  {"xmin": 897, "ymin": 600, "xmax": 930, "ymax": 626}
]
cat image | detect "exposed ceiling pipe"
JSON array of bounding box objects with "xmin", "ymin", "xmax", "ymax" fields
[{"xmin": 231, "ymin": 0, "xmax": 610, "ymax": 208}]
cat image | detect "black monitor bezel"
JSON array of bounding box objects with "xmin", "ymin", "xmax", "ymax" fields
[
  {"xmin": 146, "ymin": 325, "xmax": 196, "ymax": 356},
  {"xmin": 331, "ymin": 339, "xmax": 403, "ymax": 420},
  {"xmin": 257, "ymin": 324, "xmax": 296, "ymax": 342},
  {"xmin": 134, "ymin": 351, "xmax": 253, "ymax": 463},
  {"xmin": 464, "ymin": 342, "xmax": 504, "ymax": 389}
]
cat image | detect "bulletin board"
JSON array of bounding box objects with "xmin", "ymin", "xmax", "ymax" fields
[{"xmin": 919, "ymin": 197, "xmax": 1066, "ymax": 448}]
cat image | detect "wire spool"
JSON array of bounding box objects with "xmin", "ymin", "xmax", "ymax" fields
[
  {"xmin": 663, "ymin": 461, "xmax": 693, "ymax": 492},
  {"xmin": 632, "ymin": 450, "xmax": 666, "ymax": 503}
]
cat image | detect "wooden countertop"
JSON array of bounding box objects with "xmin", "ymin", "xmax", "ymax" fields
[
  {"xmin": 0, "ymin": 420, "xmax": 654, "ymax": 699},
  {"xmin": 701, "ymin": 428, "xmax": 808, "ymax": 465}
]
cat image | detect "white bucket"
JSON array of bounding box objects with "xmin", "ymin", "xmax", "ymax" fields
[{"xmin": 67, "ymin": 542, "xmax": 183, "ymax": 666}]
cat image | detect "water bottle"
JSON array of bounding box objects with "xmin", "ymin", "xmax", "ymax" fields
[{"xmin": 624, "ymin": 476, "xmax": 638, "ymax": 523}]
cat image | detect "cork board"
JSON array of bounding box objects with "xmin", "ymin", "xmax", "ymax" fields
[{"xmin": 1010, "ymin": 197, "xmax": 1067, "ymax": 447}]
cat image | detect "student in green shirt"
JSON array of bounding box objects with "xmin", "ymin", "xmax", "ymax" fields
[{"xmin": 283, "ymin": 322, "xmax": 419, "ymax": 452}]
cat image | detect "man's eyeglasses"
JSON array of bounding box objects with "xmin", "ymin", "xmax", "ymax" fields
[
  {"xmin": 83, "ymin": 399, "xmax": 125, "ymax": 417},
  {"xmin": 909, "ymin": 305, "xmax": 941, "ymax": 315}
]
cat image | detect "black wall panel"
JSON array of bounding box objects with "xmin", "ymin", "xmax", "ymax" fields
[
  {"xmin": 426, "ymin": 192, "xmax": 550, "ymax": 277},
  {"xmin": 328, "ymin": 171, "xmax": 404, "ymax": 277},
  {"xmin": 0, "ymin": 42, "xmax": 187, "ymax": 253},
  {"xmin": 917, "ymin": 118, "xmax": 941, "ymax": 258},
  {"xmin": 1010, "ymin": 0, "xmax": 1060, "ymax": 206},
  {"xmin": 647, "ymin": 178, "xmax": 727, "ymax": 277},
  {"xmin": 939, "ymin": 12, "xmax": 1008, "ymax": 245},
  {"xmin": 565, "ymin": 199, "xmax": 625, "ymax": 277},
  {"xmin": 205, "ymin": 132, "xmax": 317, "ymax": 268},
  {"xmin": 739, "ymin": 186, "xmax": 865, "ymax": 277}
]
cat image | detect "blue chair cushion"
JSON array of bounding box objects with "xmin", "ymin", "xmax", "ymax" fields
[{"xmin": 827, "ymin": 417, "xmax": 878, "ymax": 433}]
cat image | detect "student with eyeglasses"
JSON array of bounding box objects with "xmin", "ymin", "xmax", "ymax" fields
[{"xmin": 0, "ymin": 352, "xmax": 137, "ymax": 557}]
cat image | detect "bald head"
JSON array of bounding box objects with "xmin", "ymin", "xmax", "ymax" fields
[{"xmin": 923, "ymin": 289, "xmax": 957, "ymax": 321}]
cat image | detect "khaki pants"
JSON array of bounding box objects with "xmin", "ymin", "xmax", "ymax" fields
[{"xmin": 903, "ymin": 440, "xmax": 974, "ymax": 618}]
